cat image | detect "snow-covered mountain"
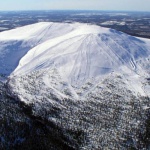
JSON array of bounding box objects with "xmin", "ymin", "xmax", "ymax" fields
[
  {"xmin": 0, "ymin": 22, "xmax": 149, "ymax": 95},
  {"xmin": 0, "ymin": 22, "xmax": 149, "ymax": 78},
  {"xmin": 0, "ymin": 22, "xmax": 150, "ymax": 149}
]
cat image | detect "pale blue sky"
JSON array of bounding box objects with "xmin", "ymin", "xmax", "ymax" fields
[{"xmin": 0, "ymin": 0, "xmax": 149, "ymax": 11}]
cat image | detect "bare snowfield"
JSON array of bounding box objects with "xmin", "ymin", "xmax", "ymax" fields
[
  {"xmin": 0, "ymin": 23, "xmax": 149, "ymax": 74},
  {"xmin": 0, "ymin": 22, "xmax": 150, "ymax": 96}
]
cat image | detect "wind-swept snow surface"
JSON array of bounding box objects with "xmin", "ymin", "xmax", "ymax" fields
[
  {"xmin": 0, "ymin": 22, "xmax": 149, "ymax": 96},
  {"xmin": 0, "ymin": 22, "xmax": 74, "ymax": 76},
  {"xmin": 0, "ymin": 22, "xmax": 149, "ymax": 81}
]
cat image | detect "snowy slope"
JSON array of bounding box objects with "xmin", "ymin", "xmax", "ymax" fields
[
  {"xmin": 1, "ymin": 22, "xmax": 150, "ymax": 149},
  {"xmin": 14, "ymin": 23, "xmax": 150, "ymax": 84},
  {"xmin": 0, "ymin": 22, "xmax": 74, "ymax": 76},
  {"xmin": 0, "ymin": 22, "xmax": 150, "ymax": 89},
  {"xmin": 0, "ymin": 22, "xmax": 149, "ymax": 77}
]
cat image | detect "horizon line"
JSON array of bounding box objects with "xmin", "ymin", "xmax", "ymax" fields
[{"xmin": 0, "ymin": 9, "xmax": 150, "ymax": 13}]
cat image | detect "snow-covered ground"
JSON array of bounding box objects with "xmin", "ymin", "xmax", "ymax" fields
[
  {"xmin": 0, "ymin": 22, "xmax": 149, "ymax": 96},
  {"xmin": 101, "ymin": 21, "xmax": 126, "ymax": 25},
  {"xmin": 1, "ymin": 22, "xmax": 150, "ymax": 149}
]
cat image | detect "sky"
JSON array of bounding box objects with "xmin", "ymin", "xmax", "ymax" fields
[{"xmin": 0, "ymin": 0, "xmax": 149, "ymax": 12}]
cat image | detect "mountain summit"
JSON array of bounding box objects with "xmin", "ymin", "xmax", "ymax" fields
[
  {"xmin": 0, "ymin": 22, "xmax": 150, "ymax": 96},
  {"xmin": 0, "ymin": 22, "xmax": 149, "ymax": 80}
]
